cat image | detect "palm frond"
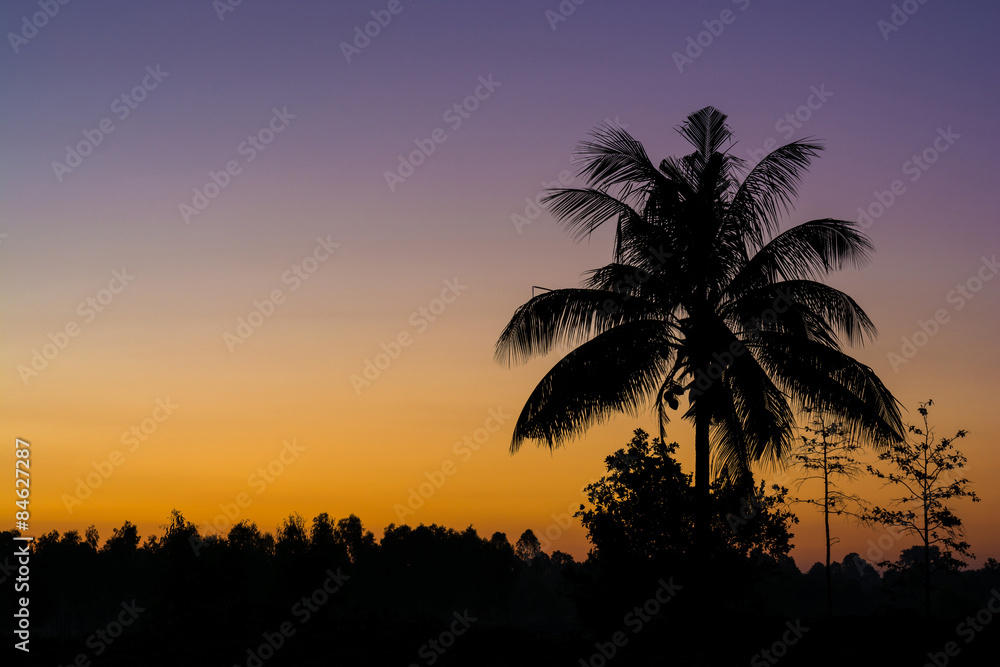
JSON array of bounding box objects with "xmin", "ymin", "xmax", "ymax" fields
[
  {"xmin": 677, "ymin": 106, "xmax": 735, "ymax": 162},
  {"xmin": 572, "ymin": 123, "xmax": 667, "ymax": 200},
  {"xmin": 750, "ymin": 333, "xmax": 905, "ymax": 447},
  {"xmin": 541, "ymin": 187, "xmax": 642, "ymax": 243},
  {"xmin": 510, "ymin": 320, "xmax": 676, "ymax": 452},
  {"xmin": 726, "ymin": 218, "xmax": 874, "ymax": 294},
  {"xmin": 724, "ymin": 280, "xmax": 878, "ymax": 348},
  {"xmin": 729, "ymin": 139, "xmax": 825, "ymax": 248},
  {"xmin": 494, "ymin": 288, "xmax": 663, "ymax": 366},
  {"xmin": 716, "ymin": 353, "xmax": 796, "ymax": 472}
]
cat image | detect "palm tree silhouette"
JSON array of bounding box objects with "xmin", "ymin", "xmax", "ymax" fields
[{"xmin": 495, "ymin": 107, "xmax": 904, "ymax": 552}]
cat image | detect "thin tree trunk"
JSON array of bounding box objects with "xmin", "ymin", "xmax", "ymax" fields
[
  {"xmin": 924, "ymin": 515, "xmax": 931, "ymax": 617},
  {"xmin": 695, "ymin": 410, "xmax": 710, "ymax": 562},
  {"xmin": 824, "ymin": 444, "xmax": 832, "ymax": 617},
  {"xmin": 923, "ymin": 443, "xmax": 931, "ymax": 618}
]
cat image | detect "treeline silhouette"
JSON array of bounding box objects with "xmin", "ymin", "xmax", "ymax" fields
[
  {"xmin": 5, "ymin": 515, "xmax": 1000, "ymax": 664},
  {"xmin": 4, "ymin": 428, "xmax": 999, "ymax": 665}
]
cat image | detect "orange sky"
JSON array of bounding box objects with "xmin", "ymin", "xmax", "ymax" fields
[
  {"xmin": 6, "ymin": 217, "xmax": 998, "ymax": 568},
  {"xmin": 3, "ymin": 0, "xmax": 998, "ymax": 571}
]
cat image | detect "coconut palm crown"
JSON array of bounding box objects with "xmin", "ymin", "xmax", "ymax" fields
[{"xmin": 495, "ymin": 106, "xmax": 904, "ymax": 511}]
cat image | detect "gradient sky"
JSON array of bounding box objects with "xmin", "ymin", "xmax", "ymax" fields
[{"xmin": 2, "ymin": 0, "xmax": 998, "ymax": 569}]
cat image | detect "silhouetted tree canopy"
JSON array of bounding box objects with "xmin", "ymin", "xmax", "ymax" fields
[{"xmin": 577, "ymin": 428, "xmax": 797, "ymax": 569}]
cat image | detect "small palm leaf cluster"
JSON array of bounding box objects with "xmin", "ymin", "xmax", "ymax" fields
[{"xmin": 495, "ymin": 107, "xmax": 903, "ymax": 497}]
